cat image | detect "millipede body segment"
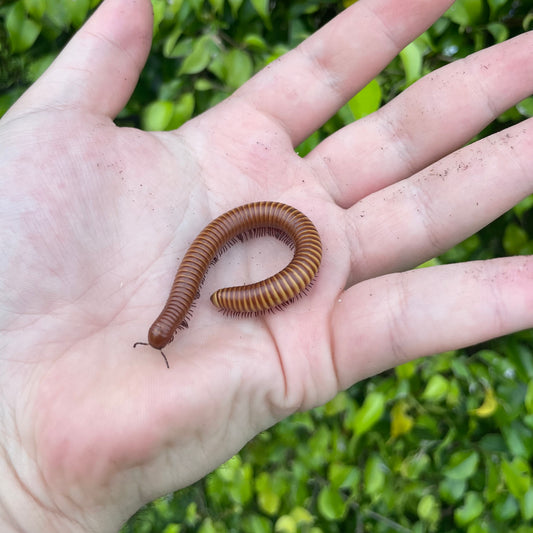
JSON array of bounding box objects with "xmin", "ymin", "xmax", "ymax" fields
[{"xmin": 145, "ymin": 201, "xmax": 322, "ymax": 350}]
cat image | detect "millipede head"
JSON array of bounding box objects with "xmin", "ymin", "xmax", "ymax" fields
[{"xmin": 133, "ymin": 341, "xmax": 170, "ymax": 369}]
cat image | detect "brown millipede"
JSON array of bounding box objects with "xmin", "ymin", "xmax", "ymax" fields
[{"xmin": 134, "ymin": 201, "xmax": 322, "ymax": 367}]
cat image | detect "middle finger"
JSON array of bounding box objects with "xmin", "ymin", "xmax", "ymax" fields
[{"xmin": 308, "ymin": 32, "xmax": 533, "ymax": 207}]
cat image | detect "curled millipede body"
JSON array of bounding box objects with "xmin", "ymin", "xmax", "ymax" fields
[{"xmin": 135, "ymin": 201, "xmax": 322, "ymax": 359}]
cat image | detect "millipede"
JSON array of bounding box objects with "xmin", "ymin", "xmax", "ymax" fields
[{"xmin": 134, "ymin": 201, "xmax": 322, "ymax": 367}]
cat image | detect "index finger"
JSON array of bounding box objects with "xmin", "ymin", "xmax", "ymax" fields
[{"xmin": 233, "ymin": 0, "xmax": 455, "ymax": 146}]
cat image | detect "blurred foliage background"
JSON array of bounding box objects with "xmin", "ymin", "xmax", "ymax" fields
[{"xmin": 2, "ymin": 0, "xmax": 533, "ymax": 532}]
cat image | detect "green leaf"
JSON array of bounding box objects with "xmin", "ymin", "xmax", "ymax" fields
[
  {"xmin": 317, "ymin": 486, "xmax": 346, "ymax": 520},
  {"xmin": 486, "ymin": 22, "xmax": 509, "ymax": 43},
  {"xmin": 502, "ymin": 458, "xmax": 531, "ymax": 499},
  {"xmin": 517, "ymin": 97, "xmax": 533, "ymax": 118},
  {"xmin": 521, "ymin": 487, "xmax": 533, "ymax": 521},
  {"xmin": 364, "ymin": 454, "xmax": 386, "ymax": 497},
  {"xmin": 64, "ymin": 0, "xmax": 90, "ymax": 28},
  {"xmin": 22, "ymin": 0, "xmax": 45, "ymax": 19},
  {"xmin": 502, "ymin": 421, "xmax": 533, "ymax": 459},
  {"xmin": 243, "ymin": 33, "xmax": 267, "ymax": 51},
  {"xmin": 188, "ymin": 0, "xmax": 204, "ymax": 17},
  {"xmin": 228, "ymin": 0, "xmax": 244, "ymax": 17},
  {"xmin": 444, "ymin": 0, "xmax": 483, "ymax": 26},
  {"xmin": 399, "ymin": 41, "xmax": 423, "ymax": 87},
  {"xmin": 142, "ymin": 100, "xmax": 174, "ymax": 131},
  {"xmin": 443, "ymin": 450, "xmax": 479, "ymax": 480},
  {"xmin": 27, "ymin": 53, "xmax": 55, "ymax": 82},
  {"xmin": 162, "ymin": 524, "xmax": 181, "ymax": 533},
  {"xmin": 198, "ymin": 518, "xmax": 222, "ymax": 533},
  {"xmin": 395, "ymin": 359, "xmax": 418, "ymax": 379},
  {"xmin": 194, "ymin": 78, "xmax": 214, "ymax": 91},
  {"xmin": 485, "ymin": 458, "xmax": 502, "ymax": 502},
  {"xmin": 165, "ymin": 0, "xmax": 183, "ymax": 16},
  {"xmin": 454, "ymin": 492, "xmax": 484, "ymax": 526},
  {"xmin": 447, "ymin": 378, "xmax": 461, "ymax": 407},
  {"xmin": 328, "ymin": 462, "xmax": 359, "ymax": 490},
  {"xmin": 526, "ymin": 380, "xmax": 533, "ymax": 414},
  {"xmin": 402, "ymin": 452, "xmax": 431, "ymax": 479},
  {"xmin": 242, "ymin": 514, "xmax": 271, "ymax": 533},
  {"xmin": 467, "ymin": 522, "xmax": 489, "ymax": 533},
  {"xmin": 0, "ymin": 91, "xmax": 23, "ymax": 117},
  {"xmin": 180, "ymin": 35, "xmax": 217, "ymax": 75},
  {"xmin": 439, "ymin": 478, "xmax": 467, "ymax": 503},
  {"xmin": 169, "ymin": 93, "xmax": 195, "ymax": 129},
  {"xmin": 324, "ymin": 391, "xmax": 350, "ymax": 416},
  {"xmin": 422, "ymin": 374, "xmax": 449, "ymax": 401},
  {"xmin": 503, "ymin": 223, "xmax": 529, "ymax": 255},
  {"xmin": 525, "ymin": 13, "xmax": 533, "ymax": 32},
  {"xmin": 417, "ymin": 494, "xmax": 440, "ymax": 523},
  {"xmin": 151, "ymin": 0, "xmax": 166, "ymax": 36},
  {"xmin": 274, "ymin": 515, "xmax": 296, "ymax": 533},
  {"xmin": 221, "ymin": 49, "xmax": 253, "ymax": 89},
  {"xmin": 351, "ymin": 391, "xmax": 385, "ymax": 435},
  {"xmin": 289, "ymin": 507, "xmax": 314, "ymax": 525},
  {"xmin": 255, "ymin": 472, "xmax": 281, "ymax": 515},
  {"xmin": 228, "ymin": 462, "xmax": 253, "ymax": 505},
  {"xmin": 163, "ymin": 26, "xmax": 183, "ymax": 58},
  {"xmin": 494, "ymin": 493, "xmax": 519, "ymax": 521},
  {"xmin": 250, "ymin": 0, "xmax": 270, "ymax": 25},
  {"xmin": 153, "ymin": 495, "xmax": 172, "ymax": 519},
  {"xmin": 266, "ymin": 44, "xmax": 290, "ymax": 64},
  {"xmin": 487, "ymin": 0, "xmax": 508, "ymax": 17},
  {"xmin": 185, "ymin": 502, "xmax": 199, "ymax": 526},
  {"xmin": 169, "ymin": 37, "xmax": 193, "ymax": 59},
  {"xmin": 347, "ymin": 78, "xmax": 381, "ymax": 120},
  {"xmin": 6, "ymin": 2, "xmax": 41, "ymax": 53},
  {"xmin": 208, "ymin": 0, "xmax": 224, "ymax": 14},
  {"xmin": 43, "ymin": 0, "xmax": 76, "ymax": 28}
]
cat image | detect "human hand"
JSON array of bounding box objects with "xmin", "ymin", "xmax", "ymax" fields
[{"xmin": 1, "ymin": 0, "xmax": 532, "ymax": 531}]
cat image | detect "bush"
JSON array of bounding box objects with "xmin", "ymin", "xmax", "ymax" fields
[{"xmin": 2, "ymin": 1, "xmax": 533, "ymax": 532}]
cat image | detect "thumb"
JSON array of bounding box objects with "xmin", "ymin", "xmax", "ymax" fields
[{"xmin": 8, "ymin": 0, "xmax": 153, "ymax": 119}]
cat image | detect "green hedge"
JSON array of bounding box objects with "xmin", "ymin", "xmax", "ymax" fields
[{"xmin": 2, "ymin": 1, "xmax": 533, "ymax": 532}]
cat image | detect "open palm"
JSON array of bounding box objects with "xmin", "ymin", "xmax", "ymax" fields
[{"xmin": 1, "ymin": 0, "xmax": 532, "ymax": 531}]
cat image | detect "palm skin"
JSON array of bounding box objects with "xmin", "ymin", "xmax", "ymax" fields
[{"xmin": 0, "ymin": 0, "xmax": 532, "ymax": 531}]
